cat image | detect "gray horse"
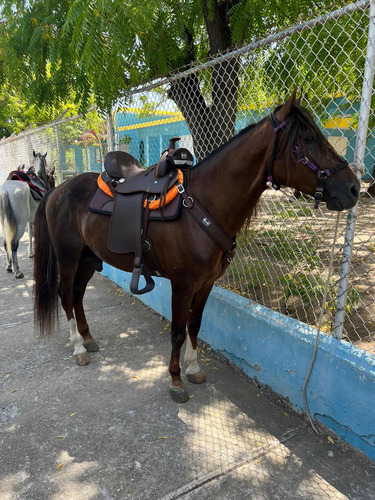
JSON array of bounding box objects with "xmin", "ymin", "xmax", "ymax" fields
[{"xmin": 0, "ymin": 151, "xmax": 54, "ymax": 278}]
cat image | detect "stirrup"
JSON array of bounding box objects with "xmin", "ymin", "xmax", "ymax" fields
[{"xmin": 130, "ymin": 265, "xmax": 155, "ymax": 295}]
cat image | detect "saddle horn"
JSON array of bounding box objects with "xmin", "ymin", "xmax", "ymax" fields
[{"xmin": 168, "ymin": 137, "xmax": 180, "ymax": 150}]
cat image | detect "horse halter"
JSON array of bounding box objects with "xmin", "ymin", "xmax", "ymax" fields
[{"xmin": 267, "ymin": 111, "xmax": 349, "ymax": 209}]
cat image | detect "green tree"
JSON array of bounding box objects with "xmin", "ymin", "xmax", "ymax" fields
[
  {"xmin": 0, "ymin": 85, "xmax": 63, "ymax": 137},
  {"xmin": 0, "ymin": 1, "xmax": 355, "ymax": 157}
]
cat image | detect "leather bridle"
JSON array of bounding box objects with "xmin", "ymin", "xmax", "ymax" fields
[{"xmin": 267, "ymin": 111, "xmax": 349, "ymax": 209}]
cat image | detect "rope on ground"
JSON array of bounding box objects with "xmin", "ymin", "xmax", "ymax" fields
[{"xmin": 302, "ymin": 211, "xmax": 341, "ymax": 435}]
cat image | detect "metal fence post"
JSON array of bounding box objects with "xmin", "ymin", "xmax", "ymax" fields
[
  {"xmin": 333, "ymin": 0, "xmax": 375, "ymax": 339},
  {"xmin": 54, "ymin": 124, "xmax": 64, "ymax": 183},
  {"xmin": 106, "ymin": 113, "xmax": 114, "ymax": 157}
]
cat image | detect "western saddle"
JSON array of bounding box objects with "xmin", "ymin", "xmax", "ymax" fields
[
  {"xmin": 7, "ymin": 169, "xmax": 48, "ymax": 200},
  {"xmin": 101, "ymin": 138, "xmax": 194, "ymax": 294}
]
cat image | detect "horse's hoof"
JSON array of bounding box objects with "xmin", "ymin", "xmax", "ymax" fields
[
  {"xmin": 187, "ymin": 372, "xmax": 206, "ymax": 384},
  {"xmin": 6, "ymin": 268, "xmax": 12, "ymax": 273},
  {"xmin": 83, "ymin": 340, "xmax": 99, "ymax": 352},
  {"xmin": 74, "ymin": 352, "xmax": 90, "ymax": 366},
  {"xmin": 169, "ymin": 388, "xmax": 190, "ymax": 403},
  {"xmin": 15, "ymin": 271, "xmax": 24, "ymax": 279}
]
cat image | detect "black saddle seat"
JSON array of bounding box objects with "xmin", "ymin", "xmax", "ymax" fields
[
  {"xmin": 104, "ymin": 151, "xmax": 144, "ymax": 180},
  {"xmin": 104, "ymin": 137, "xmax": 193, "ymax": 183}
]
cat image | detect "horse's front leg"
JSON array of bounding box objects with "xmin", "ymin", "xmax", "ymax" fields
[
  {"xmin": 27, "ymin": 221, "xmax": 34, "ymax": 257},
  {"xmin": 169, "ymin": 284, "xmax": 194, "ymax": 403},
  {"xmin": 185, "ymin": 284, "xmax": 213, "ymax": 384}
]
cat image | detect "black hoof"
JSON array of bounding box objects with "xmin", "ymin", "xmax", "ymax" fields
[
  {"xmin": 169, "ymin": 388, "xmax": 190, "ymax": 403},
  {"xmin": 15, "ymin": 271, "xmax": 24, "ymax": 279},
  {"xmin": 83, "ymin": 340, "xmax": 99, "ymax": 352}
]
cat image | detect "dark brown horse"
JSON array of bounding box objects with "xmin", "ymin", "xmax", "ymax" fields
[{"xmin": 33, "ymin": 93, "xmax": 359, "ymax": 402}]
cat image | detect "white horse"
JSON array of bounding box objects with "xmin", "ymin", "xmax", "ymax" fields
[{"xmin": 0, "ymin": 151, "xmax": 54, "ymax": 278}]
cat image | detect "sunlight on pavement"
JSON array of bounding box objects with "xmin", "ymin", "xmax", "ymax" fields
[
  {"xmin": 99, "ymin": 355, "xmax": 167, "ymax": 388},
  {"xmin": 0, "ymin": 471, "xmax": 30, "ymax": 500},
  {"xmin": 178, "ymin": 398, "xmax": 272, "ymax": 475},
  {"xmin": 50, "ymin": 450, "xmax": 99, "ymax": 500},
  {"xmin": 173, "ymin": 398, "xmax": 348, "ymax": 499}
]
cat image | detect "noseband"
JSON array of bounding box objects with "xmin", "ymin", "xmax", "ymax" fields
[{"xmin": 267, "ymin": 111, "xmax": 349, "ymax": 209}]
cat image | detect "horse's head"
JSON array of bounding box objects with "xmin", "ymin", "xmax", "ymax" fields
[
  {"xmin": 270, "ymin": 92, "xmax": 360, "ymax": 210},
  {"xmin": 32, "ymin": 151, "xmax": 52, "ymax": 188}
]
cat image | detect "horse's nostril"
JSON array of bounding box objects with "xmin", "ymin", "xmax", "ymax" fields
[{"xmin": 350, "ymin": 183, "xmax": 360, "ymax": 199}]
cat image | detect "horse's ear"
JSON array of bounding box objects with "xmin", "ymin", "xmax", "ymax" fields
[
  {"xmin": 275, "ymin": 87, "xmax": 298, "ymax": 122},
  {"xmin": 44, "ymin": 152, "xmax": 47, "ymax": 158},
  {"xmin": 33, "ymin": 150, "xmax": 36, "ymax": 157}
]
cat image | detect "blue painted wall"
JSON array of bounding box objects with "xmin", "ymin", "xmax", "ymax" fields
[{"xmin": 102, "ymin": 264, "xmax": 375, "ymax": 461}]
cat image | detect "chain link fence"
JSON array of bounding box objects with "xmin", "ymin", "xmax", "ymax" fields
[{"xmin": 0, "ymin": 0, "xmax": 374, "ymax": 355}]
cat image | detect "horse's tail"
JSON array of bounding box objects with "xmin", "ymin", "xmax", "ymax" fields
[
  {"xmin": 0, "ymin": 189, "xmax": 18, "ymax": 260},
  {"xmin": 33, "ymin": 191, "xmax": 59, "ymax": 335}
]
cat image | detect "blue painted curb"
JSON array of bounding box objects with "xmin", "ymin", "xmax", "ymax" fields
[{"xmin": 102, "ymin": 264, "xmax": 375, "ymax": 461}]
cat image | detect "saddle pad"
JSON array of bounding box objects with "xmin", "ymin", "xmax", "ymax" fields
[{"xmin": 88, "ymin": 186, "xmax": 183, "ymax": 221}]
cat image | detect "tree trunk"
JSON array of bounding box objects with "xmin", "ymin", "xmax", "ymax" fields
[
  {"xmin": 168, "ymin": 58, "xmax": 239, "ymax": 161},
  {"xmin": 168, "ymin": 0, "xmax": 241, "ymax": 161}
]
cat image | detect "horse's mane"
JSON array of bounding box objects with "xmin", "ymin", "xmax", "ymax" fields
[
  {"xmin": 188, "ymin": 118, "xmax": 266, "ymax": 174},
  {"xmin": 184, "ymin": 115, "xmax": 268, "ymax": 228}
]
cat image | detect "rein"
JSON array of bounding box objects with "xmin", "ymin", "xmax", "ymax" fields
[{"xmin": 267, "ymin": 111, "xmax": 349, "ymax": 209}]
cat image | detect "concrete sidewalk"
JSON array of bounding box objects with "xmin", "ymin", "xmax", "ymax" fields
[{"xmin": 1, "ymin": 239, "xmax": 375, "ymax": 500}]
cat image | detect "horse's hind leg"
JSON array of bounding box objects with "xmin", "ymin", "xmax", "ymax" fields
[
  {"xmin": 10, "ymin": 238, "xmax": 24, "ymax": 278},
  {"xmin": 73, "ymin": 257, "xmax": 99, "ymax": 353},
  {"xmin": 4, "ymin": 243, "xmax": 12, "ymax": 272},
  {"xmin": 2, "ymin": 227, "xmax": 12, "ymax": 272},
  {"xmin": 185, "ymin": 284, "xmax": 213, "ymax": 384},
  {"xmin": 0, "ymin": 215, "xmax": 24, "ymax": 278},
  {"xmin": 59, "ymin": 262, "xmax": 91, "ymax": 366}
]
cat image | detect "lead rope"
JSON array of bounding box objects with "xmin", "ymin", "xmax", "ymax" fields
[{"xmin": 302, "ymin": 211, "xmax": 341, "ymax": 435}]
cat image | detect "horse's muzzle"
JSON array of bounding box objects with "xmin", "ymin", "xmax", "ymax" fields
[{"xmin": 325, "ymin": 178, "xmax": 360, "ymax": 211}]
